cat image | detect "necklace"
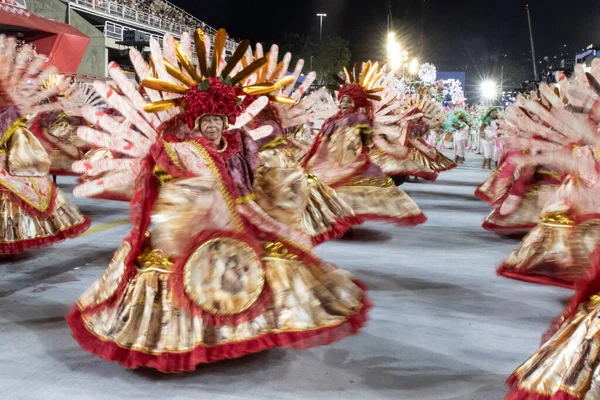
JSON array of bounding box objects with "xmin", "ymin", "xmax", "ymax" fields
[{"xmin": 217, "ymin": 137, "xmax": 228, "ymax": 153}]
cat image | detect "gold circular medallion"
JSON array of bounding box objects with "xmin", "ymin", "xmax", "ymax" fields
[{"xmin": 183, "ymin": 237, "xmax": 264, "ymax": 315}]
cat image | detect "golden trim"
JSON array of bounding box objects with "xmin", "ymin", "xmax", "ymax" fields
[
  {"xmin": 137, "ymin": 248, "xmax": 174, "ymax": 269},
  {"xmin": 217, "ymin": 137, "xmax": 228, "ymax": 153},
  {"xmin": 0, "ymin": 176, "xmax": 53, "ymax": 212},
  {"xmin": 0, "ymin": 117, "xmax": 28, "ymax": 148},
  {"xmin": 260, "ymin": 136, "xmax": 288, "ymax": 152},
  {"xmin": 263, "ymin": 241, "xmax": 299, "ymax": 260},
  {"xmin": 540, "ymin": 211, "xmax": 574, "ymax": 227},
  {"xmin": 235, "ymin": 193, "xmax": 256, "ymax": 204},
  {"xmin": 186, "ymin": 141, "xmax": 244, "ymax": 232},
  {"xmin": 183, "ymin": 237, "xmax": 264, "ymax": 316},
  {"xmin": 162, "ymin": 141, "xmax": 183, "ymax": 169},
  {"xmin": 347, "ymin": 176, "xmax": 394, "ymax": 188}
]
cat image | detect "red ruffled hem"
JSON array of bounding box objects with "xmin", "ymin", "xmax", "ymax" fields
[
  {"xmin": 312, "ymin": 215, "xmax": 365, "ymax": 246},
  {"xmin": 496, "ymin": 266, "xmax": 575, "ymax": 290},
  {"xmin": 482, "ymin": 219, "xmax": 536, "ymax": 235},
  {"xmin": 505, "ymin": 374, "xmax": 580, "ymax": 400},
  {"xmin": 66, "ymin": 281, "xmax": 371, "ymax": 373},
  {"xmin": 0, "ymin": 216, "xmax": 91, "ymax": 255},
  {"xmin": 356, "ymin": 212, "xmax": 427, "ymax": 227},
  {"xmin": 474, "ymin": 188, "xmax": 495, "ymax": 204}
]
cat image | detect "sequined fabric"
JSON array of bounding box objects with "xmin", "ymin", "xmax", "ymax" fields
[
  {"xmin": 508, "ymin": 301, "xmax": 600, "ymax": 399},
  {"xmin": 0, "ymin": 189, "xmax": 87, "ymax": 246}
]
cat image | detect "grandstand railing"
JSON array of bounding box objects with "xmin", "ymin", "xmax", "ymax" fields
[
  {"xmin": 0, "ymin": 0, "xmax": 26, "ymax": 8},
  {"xmin": 69, "ymin": 0, "xmax": 235, "ymax": 52}
]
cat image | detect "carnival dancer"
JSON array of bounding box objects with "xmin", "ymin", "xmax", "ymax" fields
[
  {"xmin": 66, "ymin": 30, "xmax": 369, "ymax": 373},
  {"xmin": 367, "ymin": 89, "xmax": 455, "ymax": 182},
  {"xmin": 446, "ymin": 110, "xmax": 472, "ymax": 164},
  {"xmin": 494, "ymin": 73, "xmax": 600, "ymax": 289},
  {"xmin": 480, "ymin": 107, "xmax": 501, "ymax": 170},
  {"xmin": 0, "ymin": 36, "xmax": 90, "ymax": 255},
  {"xmin": 475, "ymin": 100, "xmax": 563, "ymax": 236},
  {"xmin": 302, "ymin": 63, "xmax": 426, "ymax": 226},
  {"xmin": 240, "ymin": 44, "xmax": 362, "ymax": 244},
  {"xmin": 29, "ymin": 82, "xmax": 105, "ymax": 177}
]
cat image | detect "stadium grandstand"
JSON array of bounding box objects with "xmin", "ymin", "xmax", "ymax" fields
[{"xmin": 1, "ymin": 0, "xmax": 237, "ymax": 79}]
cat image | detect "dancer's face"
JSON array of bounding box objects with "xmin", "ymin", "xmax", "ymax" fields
[
  {"xmin": 339, "ymin": 96, "xmax": 355, "ymax": 113},
  {"xmin": 199, "ymin": 115, "xmax": 225, "ymax": 144}
]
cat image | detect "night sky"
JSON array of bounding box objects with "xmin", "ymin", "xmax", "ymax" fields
[{"xmin": 171, "ymin": 0, "xmax": 600, "ymax": 73}]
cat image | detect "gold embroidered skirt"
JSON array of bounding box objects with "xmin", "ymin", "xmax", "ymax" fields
[
  {"xmin": 498, "ymin": 215, "xmax": 600, "ymax": 289},
  {"xmin": 482, "ymin": 189, "xmax": 543, "ymax": 235},
  {"xmin": 67, "ymin": 239, "xmax": 370, "ymax": 373},
  {"xmin": 506, "ymin": 298, "xmax": 600, "ymax": 400},
  {"xmin": 334, "ymin": 177, "xmax": 426, "ymax": 226},
  {"xmin": 0, "ymin": 189, "xmax": 90, "ymax": 255}
]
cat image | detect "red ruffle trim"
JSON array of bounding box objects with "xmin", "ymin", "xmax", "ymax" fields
[
  {"xmin": 474, "ymin": 187, "xmax": 495, "ymax": 204},
  {"xmin": 505, "ymin": 374, "xmax": 580, "ymax": 400},
  {"xmin": 482, "ymin": 219, "xmax": 536, "ymax": 235},
  {"xmin": 497, "ymin": 266, "xmax": 575, "ymax": 290},
  {"xmin": 0, "ymin": 216, "xmax": 91, "ymax": 255},
  {"xmin": 66, "ymin": 280, "xmax": 371, "ymax": 373},
  {"xmin": 312, "ymin": 215, "xmax": 365, "ymax": 246},
  {"xmin": 356, "ymin": 212, "xmax": 427, "ymax": 227}
]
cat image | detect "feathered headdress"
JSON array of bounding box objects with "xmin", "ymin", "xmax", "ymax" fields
[
  {"xmin": 327, "ymin": 62, "xmax": 386, "ymax": 109},
  {"xmin": 141, "ymin": 28, "xmax": 295, "ymax": 128}
]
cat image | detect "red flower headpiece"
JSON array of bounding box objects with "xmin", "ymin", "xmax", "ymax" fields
[
  {"xmin": 337, "ymin": 83, "xmax": 369, "ymax": 109},
  {"xmin": 183, "ymin": 77, "xmax": 242, "ymax": 129}
]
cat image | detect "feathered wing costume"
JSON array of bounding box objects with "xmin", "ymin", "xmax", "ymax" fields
[
  {"xmin": 494, "ymin": 73, "xmax": 600, "ymax": 289},
  {"xmin": 241, "ymin": 44, "xmax": 362, "ymax": 245},
  {"xmin": 504, "ymin": 68, "xmax": 600, "ymax": 400},
  {"xmin": 303, "ymin": 62, "xmax": 426, "ymax": 226},
  {"xmin": 66, "ymin": 30, "xmax": 369, "ymax": 373},
  {"xmin": 369, "ymin": 89, "xmax": 455, "ymax": 182},
  {"xmin": 29, "ymin": 81, "xmax": 106, "ymax": 176},
  {"xmin": 0, "ymin": 36, "xmax": 90, "ymax": 255},
  {"xmin": 475, "ymin": 99, "xmax": 563, "ymax": 235}
]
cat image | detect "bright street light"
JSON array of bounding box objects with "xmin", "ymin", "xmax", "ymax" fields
[
  {"xmin": 317, "ymin": 13, "xmax": 327, "ymax": 42},
  {"xmin": 480, "ymin": 80, "xmax": 498, "ymax": 100},
  {"xmin": 386, "ymin": 32, "xmax": 402, "ymax": 71},
  {"xmin": 409, "ymin": 58, "xmax": 419, "ymax": 75}
]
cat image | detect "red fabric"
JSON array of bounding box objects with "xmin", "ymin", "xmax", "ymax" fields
[
  {"xmin": 0, "ymin": 183, "xmax": 58, "ymax": 219},
  {"xmin": 482, "ymin": 218, "xmax": 536, "ymax": 235},
  {"xmin": 183, "ymin": 78, "xmax": 242, "ymax": 128},
  {"xmin": 312, "ymin": 215, "xmax": 365, "ymax": 246},
  {"xmin": 505, "ymin": 374, "xmax": 580, "ymax": 400},
  {"xmin": 66, "ymin": 280, "xmax": 371, "ymax": 373},
  {"xmin": 0, "ymin": 5, "xmax": 89, "ymax": 73},
  {"xmin": 0, "ymin": 216, "xmax": 90, "ymax": 255},
  {"xmin": 496, "ymin": 266, "xmax": 575, "ymax": 290},
  {"xmin": 338, "ymin": 83, "xmax": 369, "ymax": 108}
]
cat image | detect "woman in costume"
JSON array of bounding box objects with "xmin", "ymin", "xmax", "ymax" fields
[
  {"xmin": 368, "ymin": 91, "xmax": 455, "ymax": 183},
  {"xmin": 475, "ymin": 100, "xmax": 563, "ymax": 236},
  {"xmin": 302, "ymin": 64, "xmax": 426, "ymax": 226},
  {"xmin": 66, "ymin": 30, "xmax": 369, "ymax": 373},
  {"xmin": 495, "ymin": 73, "xmax": 600, "ymax": 289},
  {"xmin": 0, "ymin": 36, "xmax": 90, "ymax": 255},
  {"xmin": 448, "ymin": 110, "xmax": 473, "ymax": 165},
  {"xmin": 29, "ymin": 82, "xmax": 105, "ymax": 177},
  {"xmin": 480, "ymin": 107, "xmax": 501, "ymax": 170},
  {"xmin": 237, "ymin": 45, "xmax": 361, "ymax": 244}
]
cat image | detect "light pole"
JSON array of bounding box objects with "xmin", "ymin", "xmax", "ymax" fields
[
  {"xmin": 526, "ymin": 4, "xmax": 538, "ymax": 79},
  {"xmin": 317, "ymin": 13, "xmax": 327, "ymax": 43}
]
